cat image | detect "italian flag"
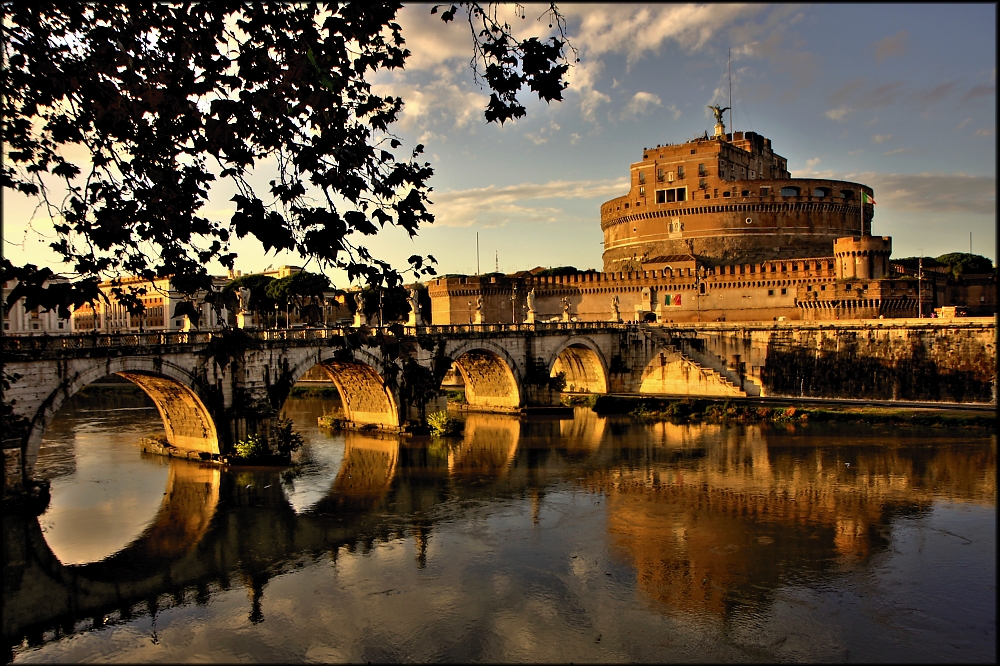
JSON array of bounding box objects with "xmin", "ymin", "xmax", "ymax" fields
[{"xmin": 862, "ymin": 191, "xmax": 877, "ymax": 205}]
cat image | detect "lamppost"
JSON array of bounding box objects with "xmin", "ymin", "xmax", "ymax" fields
[
  {"xmin": 285, "ymin": 300, "xmax": 290, "ymax": 328},
  {"xmin": 274, "ymin": 303, "xmax": 279, "ymax": 329},
  {"xmin": 918, "ymin": 257, "xmax": 923, "ymax": 318},
  {"xmin": 510, "ymin": 285, "xmax": 518, "ymax": 324},
  {"xmin": 468, "ymin": 300, "xmax": 472, "ymax": 325}
]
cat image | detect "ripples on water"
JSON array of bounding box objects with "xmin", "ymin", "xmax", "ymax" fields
[{"xmin": 5, "ymin": 392, "xmax": 995, "ymax": 663}]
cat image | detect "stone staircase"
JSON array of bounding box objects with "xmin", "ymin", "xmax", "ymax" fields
[{"xmin": 641, "ymin": 326, "xmax": 761, "ymax": 397}]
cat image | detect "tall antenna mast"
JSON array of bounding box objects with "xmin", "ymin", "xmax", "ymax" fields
[{"xmin": 728, "ymin": 48, "xmax": 733, "ymax": 134}]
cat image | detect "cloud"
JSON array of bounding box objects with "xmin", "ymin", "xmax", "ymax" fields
[
  {"xmin": 571, "ymin": 5, "xmax": 766, "ymax": 64},
  {"xmin": 955, "ymin": 118, "xmax": 972, "ymax": 131},
  {"xmin": 666, "ymin": 104, "xmax": 682, "ymax": 120},
  {"xmin": 882, "ymin": 148, "xmax": 907, "ymax": 156},
  {"xmin": 370, "ymin": 65, "xmax": 488, "ymax": 134},
  {"xmin": 962, "ymin": 83, "xmax": 995, "ymax": 103},
  {"xmin": 794, "ymin": 157, "xmax": 834, "ymax": 178},
  {"xmin": 825, "ymin": 106, "xmax": 854, "ymax": 122},
  {"xmin": 975, "ymin": 127, "xmax": 994, "ymax": 137},
  {"xmin": 871, "ymin": 134, "xmax": 893, "ymax": 145},
  {"xmin": 524, "ymin": 121, "xmax": 561, "ymax": 145},
  {"xmin": 854, "ymin": 172, "xmax": 996, "ymax": 215},
  {"xmin": 429, "ymin": 178, "xmax": 629, "ymax": 227},
  {"xmin": 874, "ymin": 30, "xmax": 908, "ymax": 64},
  {"xmin": 620, "ymin": 91, "xmax": 661, "ymax": 121},
  {"xmin": 564, "ymin": 59, "xmax": 612, "ymax": 123},
  {"xmin": 825, "ymin": 77, "xmax": 966, "ymax": 119}
]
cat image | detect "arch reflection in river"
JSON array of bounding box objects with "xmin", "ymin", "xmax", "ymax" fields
[{"xmin": 446, "ymin": 413, "xmax": 521, "ymax": 478}]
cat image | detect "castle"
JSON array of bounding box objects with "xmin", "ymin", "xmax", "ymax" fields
[{"xmin": 427, "ymin": 123, "xmax": 994, "ymax": 324}]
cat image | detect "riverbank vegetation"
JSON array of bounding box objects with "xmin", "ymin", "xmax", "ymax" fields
[{"xmin": 589, "ymin": 395, "xmax": 995, "ymax": 429}]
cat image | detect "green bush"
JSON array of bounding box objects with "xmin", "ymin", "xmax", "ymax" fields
[
  {"xmin": 427, "ymin": 410, "xmax": 463, "ymax": 436},
  {"xmin": 274, "ymin": 417, "xmax": 304, "ymax": 455},
  {"xmin": 234, "ymin": 433, "xmax": 267, "ymax": 459}
]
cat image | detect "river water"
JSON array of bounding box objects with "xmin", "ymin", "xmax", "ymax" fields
[{"xmin": 4, "ymin": 390, "xmax": 996, "ymax": 663}]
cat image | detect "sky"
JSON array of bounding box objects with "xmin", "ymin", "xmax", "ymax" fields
[{"xmin": 4, "ymin": 3, "xmax": 996, "ymax": 286}]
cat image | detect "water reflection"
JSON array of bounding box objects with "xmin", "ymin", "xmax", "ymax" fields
[{"xmin": 6, "ymin": 394, "xmax": 994, "ymax": 663}]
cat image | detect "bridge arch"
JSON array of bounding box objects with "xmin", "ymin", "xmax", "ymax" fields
[
  {"xmin": 548, "ymin": 337, "xmax": 610, "ymax": 394},
  {"xmin": 443, "ymin": 340, "xmax": 523, "ymax": 410},
  {"xmin": 24, "ymin": 358, "xmax": 220, "ymax": 478},
  {"xmin": 284, "ymin": 348, "xmax": 400, "ymax": 428}
]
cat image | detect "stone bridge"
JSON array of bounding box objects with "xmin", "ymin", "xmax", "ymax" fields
[
  {"xmin": 3, "ymin": 318, "xmax": 995, "ymax": 495},
  {"xmin": 2, "ymin": 323, "xmax": 675, "ymax": 494}
]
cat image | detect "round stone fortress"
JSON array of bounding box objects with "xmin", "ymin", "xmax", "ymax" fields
[{"xmin": 601, "ymin": 128, "xmax": 875, "ymax": 270}]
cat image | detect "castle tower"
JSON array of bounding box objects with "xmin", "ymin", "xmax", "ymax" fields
[{"xmin": 834, "ymin": 236, "xmax": 892, "ymax": 280}]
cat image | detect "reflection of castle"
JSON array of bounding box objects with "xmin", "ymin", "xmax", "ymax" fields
[
  {"xmin": 428, "ymin": 128, "xmax": 994, "ymax": 323},
  {"xmin": 588, "ymin": 423, "xmax": 997, "ymax": 617}
]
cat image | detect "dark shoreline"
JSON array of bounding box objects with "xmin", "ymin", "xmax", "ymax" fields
[{"xmin": 583, "ymin": 395, "xmax": 997, "ymax": 429}]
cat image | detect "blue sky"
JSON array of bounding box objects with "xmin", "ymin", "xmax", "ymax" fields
[{"xmin": 5, "ymin": 3, "xmax": 995, "ymax": 284}]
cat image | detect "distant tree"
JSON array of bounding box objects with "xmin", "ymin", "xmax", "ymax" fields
[
  {"xmin": 265, "ymin": 271, "xmax": 332, "ymax": 323},
  {"xmin": 534, "ymin": 266, "xmax": 585, "ymax": 277},
  {"xmin": 2, "ymin": 2, "xmax": 573, "ymax": 317},
  {"xmin": 223, "ymin": 274, "xmax": 277, "ymax": 313},
  {"xmin": 934, "ymin": 253, "xmax": 995, "ymax": 279}
]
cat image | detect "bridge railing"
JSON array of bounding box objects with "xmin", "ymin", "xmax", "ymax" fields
[
  {"xmin": 2, "ymin": 321, "xmax": 644, "ymax": 352},
  {"xmin": 408, "ymin": 321, "xmax": 640, "ymax": 335}
]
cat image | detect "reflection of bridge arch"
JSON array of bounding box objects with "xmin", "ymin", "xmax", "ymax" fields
[
  {"xmin": 332, "ymin": 433, "xmax": 399, "ymax": 497},
  {"xmin": 68, "ymin": 461, "xmax": 222, "ymax": 576},
  {"xmin": 285, "ymin": 349, "xmax": 399, "ymax": 428},
  {"xmin": 548, "ymin": 337, "xmax": 609, "ymax": 394},
  {"xmin": 25, "ymin": 359, "xmax": 219, "ymax": 476},
  {"xmin": 444, "ymin": 341, "xmax": 523, "ymax": 410},
  {"xmin": 448, "ymin": 414, "xmax": 521, "ymax": 478}
]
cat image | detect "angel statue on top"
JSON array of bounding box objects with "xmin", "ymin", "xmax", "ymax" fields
[{"xmin": 708, "ymin": 104, "xmax": 730, "ymax": 126}]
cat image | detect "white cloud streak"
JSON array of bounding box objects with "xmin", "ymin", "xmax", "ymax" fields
[{"xmin": 429, "ymin": 178, "xmax": 629, "ymax": 227}]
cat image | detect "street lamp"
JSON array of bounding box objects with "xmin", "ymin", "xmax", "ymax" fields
[
  {"xmin": 510, "ymin": 285, "xmax": 518, "ymax": 324},
  {"xmin": 918, "ymin": 257, "xmax": 923, "ymax": 318},
  {"xmin": 274, "ymin": 303, "xmax": 279, "ymax": 329}
]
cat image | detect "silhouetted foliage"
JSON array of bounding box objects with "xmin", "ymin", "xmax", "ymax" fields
[
  {"xmin": 894, "ymin": 253, "xmax": 995, "ymax": 280},
  {"xmin": 3, "ymin": 2, "xmax": 572, "ymax": 314}
]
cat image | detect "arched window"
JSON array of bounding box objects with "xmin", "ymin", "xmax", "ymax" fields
[
  {"xmin": 812, "ymin": 187, "xmax": 830, "ymax": 198},
  {"xmin": 780, "ymin": 186, "xmax": 800, "ymax": 197},
  {"xmin": 840, "ymin": 189, "xmax": 855, "ymax": 200}
]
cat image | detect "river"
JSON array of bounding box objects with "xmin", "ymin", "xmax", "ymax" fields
[{"xmin": 4, "ymin": 389, "xmax": 995, "ymax": 663}]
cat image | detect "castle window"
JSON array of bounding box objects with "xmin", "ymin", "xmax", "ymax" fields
[
  {"xmin": 639, "ymin": 186, "xmax": 645, "ymax": 196},
  {"xmin": 713, "ymin": 188, "xmax": 718, "ymax": 198},
  {"xmin": 780, "ymin": 186, "xmax": 800, "ymax": 197},
  {"xmin": 657, "ymin": 169, "xmax": 664, "ymax": 181},
  {"xmin": 656, "ymin": 190, "xmax": 666, "ymax": 204},
  {"xmin": 840, "ymin": 189, "xmax": 855, "ymax": 200},
  {"xmin": 677, "ymin": 166, "xmax": 685, "ymax": 178},
  {"xmin": 742, "ymin": 190, "xmax": 750, "ymax": 197},
  {"xmin": 813, "ymin": 187, "xmax": 830, "ymax": 198},
  {"xmin": 768, "ymin": 289, "xmax": 774, "ymax": 296},
  {"xmin": 723, "ymin": 191, "xmax": 731, "ymax": 197},
  {"xmin": 639, "ymin": 172, "xmax": 646, "ymax": 184},
  {"xmin": 781, "ymin": 288, "xmax": 787, "ymax": 295},
  {"xmin": 749, "ymin": 171, "xmax": 755, "ymax": 179},
  {"xmin": 698, "ymin": 163, "xmax": 706, "ymax": 177},
  {"xmin": 760, "ymin": 186, "xmax": 769, "ymax": 197}
]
